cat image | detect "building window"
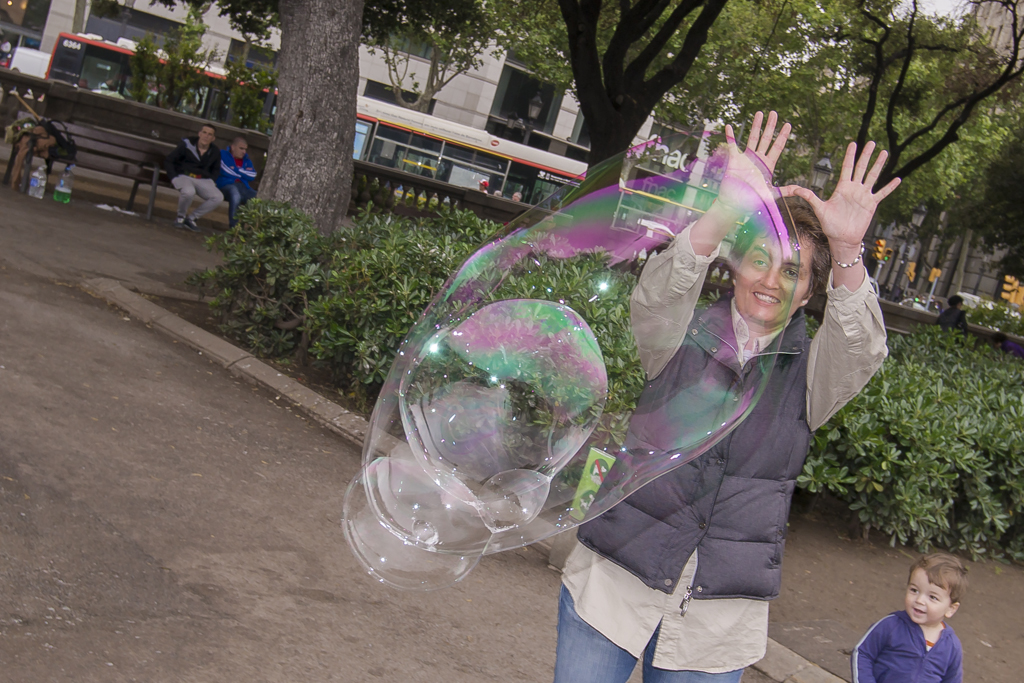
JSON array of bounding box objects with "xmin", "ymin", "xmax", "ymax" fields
[
  {"xmin": 388, "ymin": 34, "xmax": 433, "ymax": 61},
  {"xmin": 488, "ymin": 63, "xmax": 561, "ymax": 137},
  {"xmin": 0, "ymin": 0, "xmax": 51, "ymax": 34},
  {"xmin": 363, "ymin": 79, "xmax": 437, "ymax": 114},
  {"xmin": 571, "ymin": 114, "xmax": 590, "ymax": 149},
  {"xmin": 227, "ymin": 39, "xmax": 277, "ymax": 70},
  {"xmin": 84, "ymin": 8, "xmax": 182, "ymax": 45}
]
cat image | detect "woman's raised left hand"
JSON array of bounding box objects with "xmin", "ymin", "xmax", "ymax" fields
[{"xmin": 783, "ymin": 141, "xmax": 901, "ymax": 251}]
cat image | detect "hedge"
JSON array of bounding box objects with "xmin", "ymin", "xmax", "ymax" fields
[
  {"xmin": 190, "ymin": 200, "xmax": 1024, "ymax": 559},
  {"xmin": 801, "ymin": 326, "xmax": 1024, "ymax": 560}
]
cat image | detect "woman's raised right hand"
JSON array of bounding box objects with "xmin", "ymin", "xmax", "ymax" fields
[{"xmin": 717, "ymin": 111, "xmax": 792, "ymax": 212}]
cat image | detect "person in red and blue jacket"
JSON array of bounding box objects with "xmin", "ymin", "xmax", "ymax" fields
[
  {"xmin": 215, "ymin": 136, "xmax": 258, "ymax": 227},
  {"xmin": 852, "ymin": 553, "xmax": 966, "ymax": 683}
]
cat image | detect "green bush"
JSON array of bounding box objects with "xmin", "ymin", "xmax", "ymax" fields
[
  {"xmin": 187, "ymin": 200, "xmax": 331, "ymax": 358},
  {"xmin": 965, "ymin": 299, "xmax": 1024, "ymax": 336},
  {"xmin": 799, "ymin": 325, "xmax": 1024, "ymax": 560},
  {"xmin": 193, "ymin": 201, "xmax": 1024, "ymax": 559},
  {"xmin": 304, "ymin": 207, "xmax": 500, "ymax": 401}
]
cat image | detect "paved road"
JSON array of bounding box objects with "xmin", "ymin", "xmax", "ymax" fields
[{"xmin": 0, "ymin": 188, "xmax": 563, "ymax": 682}]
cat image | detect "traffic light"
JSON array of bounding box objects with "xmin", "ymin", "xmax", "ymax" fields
[
  {"xmin": 872, "ymin": 239, "xmax": 887, "ymax": 260},
  {"xmin": 929, "ymin": 268, "xmax": 942, "ymax": 282},
  {"xmin": 1002, "ymin": 275, "xmax": 1019, "ymax": 301},
  {"xmin": 882, "ymin": 247, "xmax": 894, "ymax": 262},
  {"xmin": 905, "ymin": 262, "xmax": 916, "ymax": 284}
]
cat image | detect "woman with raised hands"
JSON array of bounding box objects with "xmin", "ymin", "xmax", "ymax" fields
[{"xmin": 553, "ymin": 112, "xmax": 897, "ymax": 683}]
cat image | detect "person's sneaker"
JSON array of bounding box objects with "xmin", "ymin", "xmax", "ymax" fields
[{"xmin": 181, "ymin": 216, "xmax": 201, "ymax": 232}]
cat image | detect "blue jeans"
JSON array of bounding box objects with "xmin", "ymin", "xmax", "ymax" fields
[
  {"xmin": 554, "ymin": 585, "xmax": 745, "ymax": 683},
  {"xmin": 222, "ymin": 182, "xmax": 258, "ymax": 227}
]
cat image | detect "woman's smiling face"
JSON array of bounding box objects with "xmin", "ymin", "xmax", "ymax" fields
[{"xmin": 731, "ymin": 236, "xmax": 813, "ymax": 337}]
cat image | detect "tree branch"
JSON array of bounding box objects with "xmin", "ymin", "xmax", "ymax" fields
[
  {"xmin": 880, "ymin": 36, "xmax": 1024, "ymax": 185},
  {"xmin": 640, "ymin": 0, "xmax": 729, "ymax": 110},
  {"xmin": 622, "ymin": 0, "xmax": 705, "ymax": 88},
  {"xmin": 558, "ymin": 0, "xmax": 614, "ymax": 121},
  {"xmin": 856, "ymin": 4, "xmax": 890, "ymax": 152},
  {"xmin": 603, "ymin": 0, "xmax": 674, "ymax": 97},
  {"xmin": 883, "ymin": 0, "xmax": 919, "ymax": 155}
]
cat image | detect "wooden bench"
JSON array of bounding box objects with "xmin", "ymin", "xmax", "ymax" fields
[{"xmin": 3, "ymin": 122, "xmax": 175, "ymax": 220}]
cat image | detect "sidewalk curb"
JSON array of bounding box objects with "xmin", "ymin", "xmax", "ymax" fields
[
  {"xmin": 81, "ymin": 276, "xmax": 845, "ymax": 683},
  {"xmin": 82, "ymin": 277, "xmax": 366, "ymax": 450}
]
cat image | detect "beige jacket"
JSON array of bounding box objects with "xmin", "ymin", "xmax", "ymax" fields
[{"xmin": 562, "ymin": 227, "xmax": 888, "ymax": 673}]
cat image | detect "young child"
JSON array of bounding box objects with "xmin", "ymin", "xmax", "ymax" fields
[{"xmin": 852, "ymin": 553, "xmax": 967, "ymax": 682}]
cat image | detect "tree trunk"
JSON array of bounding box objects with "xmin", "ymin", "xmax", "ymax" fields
[
  {"xmin": 72, "ymin": 0, "xmax": 89, "ymax": 33},
  {"xmin": 557, "ymin": 0, "xmax": 730, "ymax": 171},
  {"xmin": 260, "ymin": 0, "xmax": 365, "ymax": 235},
  {"xmin": 585, "ymin": 105, "xmax": 654, "ymax": 170}
]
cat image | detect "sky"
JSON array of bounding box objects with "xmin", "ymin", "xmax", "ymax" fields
[{"xmin": 915, "ymin": 0, "xmax": 971, "ymax": 16}]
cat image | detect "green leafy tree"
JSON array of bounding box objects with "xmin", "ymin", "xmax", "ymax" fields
[
  {"xmin": 511, "ymin": 0, "xmax": 735, "ymax": 167},
  {"xmin": 738, "ymin": 0, "xmax": 1024, "ymax": 193},
  {"xmin": 127, "ymin": 6, "xmax": 216, "ymax": 113},
  {"xmin": 223, "ymin": 60, "xmax": 277, "ymax": 131},
  {"xmin": 365, "ymin": 1, "xmax": 496, "ymax": 113},
  {"xmin": 950, "ymin": 121, "xmax": 1024, "ymax": 275},
  {"xmin": 155, "ymin": 0, "xmax": 480, "ymax": 235},
  {"xmin": 159, "ymin": 7, "xmax": 217, "ymax": 113},
  {"xmin": 127, "ymin": 35, "xmax": 162, "ymax": 104}
]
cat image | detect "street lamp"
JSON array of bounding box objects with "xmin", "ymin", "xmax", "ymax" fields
[
  {"xmin": 527, "ymin": 92, "xmax": 544, "ymax": 121},
  {"xmin": 507, "ymin": 93, "xmax": 546, "ymax": 146},
  {"xmin": 810, "ymin": 155, "xmax": 833, "ymax": 193},
  {"xmin": 911, "ymin": 203, "xmax": 927, "ymax": 229}
]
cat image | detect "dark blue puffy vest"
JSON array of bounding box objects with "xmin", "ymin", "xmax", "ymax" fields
[{"xmin": 578, "ymin": 298, "xmax": 812, "ymax": 599}]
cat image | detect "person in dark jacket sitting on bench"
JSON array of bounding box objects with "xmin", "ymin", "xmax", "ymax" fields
[
  {"xmin": 215, "ymin": 136, "xmax": 258, "ymax": 228},
  {"xmin": 164, "ymin": 123, "xmax": 222, "ymax": 232}
]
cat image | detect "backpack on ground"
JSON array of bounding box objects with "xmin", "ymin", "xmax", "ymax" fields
[{"xmin": 41, "ymin": 119, "xmax": 77, "ymax": 172}]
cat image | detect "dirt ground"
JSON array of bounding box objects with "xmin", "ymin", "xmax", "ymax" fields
[
  {"xmin": 0, "ymin": 266, "xmax": 568, "ymax": 683},
  {"xmin": 772, "ymin": 501, "xmax": 1024, "ymax": 682}
]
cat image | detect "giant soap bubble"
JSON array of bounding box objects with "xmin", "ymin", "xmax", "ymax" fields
[{"xmin": 343, "ymin": 129, "xmax": 800, "ymax": 589}]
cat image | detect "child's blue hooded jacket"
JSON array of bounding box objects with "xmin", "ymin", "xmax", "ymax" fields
[{"xmin": 852, "ymin": 610, "xmax": 962, "ymax": 683}]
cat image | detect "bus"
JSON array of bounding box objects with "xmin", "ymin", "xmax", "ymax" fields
[
  {"xmin": 44, "ymin": 32, "xmax": 588, "ymax": 202},
  {"xmin": 354, "ymin": 97, "xmax": 586, "ymax": 204},
  {"xmin": 45, "ymin": 32, "xmax": 239, "ymax": 120}
]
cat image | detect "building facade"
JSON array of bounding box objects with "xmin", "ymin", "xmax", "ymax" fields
[{"xmin": 15, "ymin": 0, "xmax": 650, "ymax": 161}]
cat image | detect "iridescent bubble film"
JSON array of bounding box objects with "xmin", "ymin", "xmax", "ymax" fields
[{"xmin": 343, "ymin": 131, "xmax": 799, "ymax": 589}]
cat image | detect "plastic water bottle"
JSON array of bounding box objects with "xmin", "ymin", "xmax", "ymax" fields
[
  {"xmin": 28, "ymin": 165, "xmax": 47, "ymax": 199},
  {"xmin": 53, "ymin": 166, "xmax": 74, "ymax": 204}
]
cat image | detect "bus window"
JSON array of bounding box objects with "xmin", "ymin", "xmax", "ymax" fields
[
  {"xmin": 49, "ymin": 38, "xmax": 86, "ymax": 84},
  {"xmin": 446, "ymin": 163, "xmax": 490, "ymax": 190},
  {"xmin": 437, "ymin": 141, "xmax": 509, "ymax": 190},
  {"xmin": 507, "ymin": 161, "xmax": 576, "ymax": 205},
  {"xmin": 80, "ymin": 45, "xmax": 128, "ymax": 93},
  {"xmin": 207, "ymin": 87, "xmax": 229, "ymax": 122},
  {"xmin": 398, "ymin": 149, "xmax": 439, "ymax": 176},
  {"xmin": 366, "ymin": 123, "xmax": 442, "ymax": 177},
  {"xmin": 374, "ymin": 124, "xmax": 412, "ymax": 145},
  {"xmin": 366, "ymin": 138, "xmax": 440, "ymax": 177},
  {"xmin": 411, "ymin": 131, "xmax": 443, "ymax": 154},
  {"xmin": 442, "ymin": 144, "xmax": 508, "ymax": 174},
  {"xmin": 354, "ymin": 120, "xmax": 372, "ymax": 160}
]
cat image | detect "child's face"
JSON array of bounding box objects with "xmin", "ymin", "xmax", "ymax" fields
[{"xmin": 904, "ymin": 568, "xmax": 959, "ymax": 628}]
